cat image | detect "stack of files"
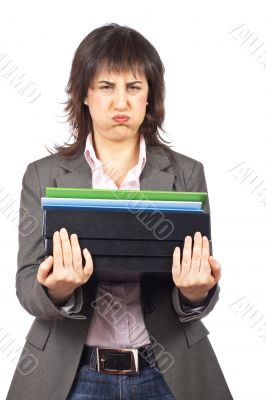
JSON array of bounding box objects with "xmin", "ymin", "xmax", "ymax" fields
[{"xmin": 42, "ymin": 188, "xmax": 211, "ymax": 282}]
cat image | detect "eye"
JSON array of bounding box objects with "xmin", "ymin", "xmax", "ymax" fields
[
  {"xmin": 99, "ymin": 85, "xmax": 112, "ymax": 90},
  {"xmin": 127, "ymin": 86, "xmax": 142, "ymax": 94}
]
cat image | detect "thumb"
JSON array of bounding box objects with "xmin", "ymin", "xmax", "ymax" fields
[
  {"xmin": 209, "ymin": 256, "xmax": 221, "ymax": 282},
  {"xmin": 172, "ymin": 246, "xmax": 181, "ymax": 286},
  {"xmin": 37, "ymin": 255, "xmax": 54, "ymax": 284},
  {"xmin": 83, "ymin": 248, "xmax": 93, "ymax": 279}
]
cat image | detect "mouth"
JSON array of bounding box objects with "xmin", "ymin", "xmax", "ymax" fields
[{"xmin": 112, "ymin": 115, "xmax": 129, "ymax": 123}]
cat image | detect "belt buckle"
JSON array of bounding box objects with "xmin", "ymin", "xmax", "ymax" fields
[{"xmin": 96, "ymin": 348, "xmax": 139, "ymax": 375}]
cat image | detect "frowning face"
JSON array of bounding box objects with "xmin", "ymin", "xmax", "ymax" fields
[{"xmin": 85, "ymin": 69, "xmax": 149, "ymax": 144}]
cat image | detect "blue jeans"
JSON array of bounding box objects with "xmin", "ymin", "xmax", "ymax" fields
[{"xmin": 67, "ymin": 365, "xmax": 176, "ymax": 399}]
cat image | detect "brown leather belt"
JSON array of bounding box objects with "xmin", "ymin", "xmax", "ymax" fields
[{"xmin": 79, "ymin": 345, "xmax": 157, "ymax": 375}]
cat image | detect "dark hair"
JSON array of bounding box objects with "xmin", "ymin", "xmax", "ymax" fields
[{"xmin": 49, "ymin": 23, "xmax": 174, "ymax": 157}]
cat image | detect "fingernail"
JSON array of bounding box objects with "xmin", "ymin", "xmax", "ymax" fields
[{"xmin": 195, "ymin": 232, "xmax": 201, "ymax": 238}]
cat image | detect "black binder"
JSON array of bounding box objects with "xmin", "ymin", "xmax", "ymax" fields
[{"xmin": 43, "ymin": 209, "xmax": 211, "ymax": 282}]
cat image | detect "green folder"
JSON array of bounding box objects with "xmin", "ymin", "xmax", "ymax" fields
[{"xmin": 46, "ymin": 187, "xmax": 207, "ymax": 207}]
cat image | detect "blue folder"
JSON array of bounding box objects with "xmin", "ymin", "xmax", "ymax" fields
[{"xmin": 41, "ymin": 197, "xmax": 203, "ymax": 212}]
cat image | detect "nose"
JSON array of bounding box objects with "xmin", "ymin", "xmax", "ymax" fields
[{"xmin": 113, "ymin": 88, "xmax": 128, "ymax": 110}]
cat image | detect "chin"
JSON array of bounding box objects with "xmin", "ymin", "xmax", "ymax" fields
[{"xmin": 110, "ymin": 128, "xmax": 138, "ymax": 140}]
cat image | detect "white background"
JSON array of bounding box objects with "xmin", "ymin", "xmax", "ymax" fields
[{"xmin": 1, "ymin": 1, "xmax": 266, "ymax": 399}]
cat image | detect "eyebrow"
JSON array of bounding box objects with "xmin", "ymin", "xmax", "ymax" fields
[{"xmin": 97, "ymin": 80, "xmax": 143, "ymax": 85}]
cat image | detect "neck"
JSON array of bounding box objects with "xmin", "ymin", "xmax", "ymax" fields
[{"xmin": 92, "ymin": 132, "xmax": 140, "ymax": 166}]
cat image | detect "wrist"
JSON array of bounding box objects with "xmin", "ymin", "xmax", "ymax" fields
[
  {"xmin": 179, "ymin": 289, "xmax": 209, "ymax": 306},
  {"xmin": 47, "ymin": 288, "xmax": 75, "ymax": 306}
]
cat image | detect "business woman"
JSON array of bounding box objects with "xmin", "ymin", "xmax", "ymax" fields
[{"xmin": 7, "ymin": 23, "xmax": 233, "ymax": 399}]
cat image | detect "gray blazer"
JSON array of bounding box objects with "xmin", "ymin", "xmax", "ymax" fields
[{"xmin": 6, "ymin": 144, "xmax": 233, "ymax": 400}]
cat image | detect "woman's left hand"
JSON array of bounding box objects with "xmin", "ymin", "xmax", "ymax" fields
[{"xmin": 172, "ymin": 232, "xmax": 221, "ymax": 305}]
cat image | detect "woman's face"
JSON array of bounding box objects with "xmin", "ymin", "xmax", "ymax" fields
[{"xmin": 85, "ymin": 69, "xmax": 149, "ymax": 143}]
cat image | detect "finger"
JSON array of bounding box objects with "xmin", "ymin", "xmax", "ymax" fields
[
  {"xmin": 37, "ymin": 256, "xmax": 54, "ymax": 284},
  {"xmin": 83, "ymin": 248, "xmax": 93, "ymax": 279},
  {"xmin": 181, "ymin": 236, "xmax": 192, "ymax": 274},
  {"xmin": 172, "ymin": 246, "xmax": 181, "ymax": 282},
  {"xmin": 53, "ymin": 231, "xmax": 63, "ymax": 270},
  {"xmin": 190, "ymin": 232, "xmax": 203, "ymax": 273},
  {"xmin": 60, "ymin": 227, "xmax": 73, "ymax": 270},
  {"xmin": 200, "ymin": 236, "xmax": 211, "ymax": 274},
  {"xmin": 209, "ymin": 256, "xmax": 221, "ymax": 282},
  {"xmin": 70, "ymin": 233, "xmax": 82, "ymax": 273}
]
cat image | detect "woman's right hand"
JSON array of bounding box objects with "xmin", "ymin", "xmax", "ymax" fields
[{"xmin": 37, "ymin": 227, "xmax": 93, "ymax": 305}]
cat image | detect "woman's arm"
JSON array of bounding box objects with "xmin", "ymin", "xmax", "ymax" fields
[
  {"xmin": 171, "ymin": 160, "xmax": 221, "ymax": 322},
  {"xmin": 16, "ymin": 162, "xmax": 87, "ymax": 320}
]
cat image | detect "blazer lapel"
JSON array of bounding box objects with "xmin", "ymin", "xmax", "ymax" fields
[
  {"xmin": 54, "ymin": 145, "xmax": 175, "ymax": 191},
  {"xmin": 55, "ymin": 152, "xmax": 92, "ymax": 189},
  {"xmin": 140, "ymin": 146, "xmax": 175, "ymax": 191}
]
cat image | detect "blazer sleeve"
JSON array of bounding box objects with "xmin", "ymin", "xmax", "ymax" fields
[
  {"xmin": 16, "ymin": 162, "xmax": 86, "ymax": 320},
  {"xmin": 171, "ymin": 160, "xmax": 220, "ymax": 322}
]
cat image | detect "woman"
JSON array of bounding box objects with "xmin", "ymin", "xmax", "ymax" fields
[{"xmin": 7, "ymin": 23, "xmax": 233, "ymax": 399}]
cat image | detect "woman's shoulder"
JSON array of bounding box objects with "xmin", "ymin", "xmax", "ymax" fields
[
  {"xmin": 147, "ymin": 144, "xmax": 204, "ymax": 169},
  {"xmin": 30, "ymin": 152, "xmax": 62, "ymax": 166},
  {"xmin": 28, "ymin": 149, "xmax": 85, "ymax": 171}
]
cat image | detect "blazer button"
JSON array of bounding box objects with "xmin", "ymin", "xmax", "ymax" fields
[{"xmin": 144, "ymin": 303, "xmax": 155, "ymax": 314}]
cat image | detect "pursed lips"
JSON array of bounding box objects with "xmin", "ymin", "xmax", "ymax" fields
[{"xmin": 112, "ymin": 115, "xmax": 130, "ymax": 123}]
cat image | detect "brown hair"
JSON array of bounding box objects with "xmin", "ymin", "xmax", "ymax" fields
[{"xmin": 49, "ymin": 23, "xmax": 174, "ymax": 157}]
